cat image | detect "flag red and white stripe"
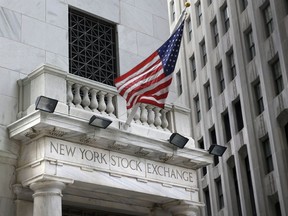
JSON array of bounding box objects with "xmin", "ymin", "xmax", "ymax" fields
[{"xmin": 115, "ymin": 20, "xmax": 185, "ymax": 110}]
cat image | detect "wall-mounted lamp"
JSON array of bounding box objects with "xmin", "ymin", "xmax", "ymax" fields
[
  {"xmin": 35, "ymin": 96, "xmax": 58, "ymax": 113},
  {"xmin": 208, "ymin": 144, "xmax": 227, "ymax": 157},
  {"xmin": 89, "ymin": 115, "xmax": 112, "ymax": 129},
  {"xmin": 169, "ymin": 133, "xmax": 189, "ymax": 149}
]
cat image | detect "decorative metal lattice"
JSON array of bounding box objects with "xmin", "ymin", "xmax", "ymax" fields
[{"xmin": 69, "ymin": 9, "xmax": 117, "ymax": 86}]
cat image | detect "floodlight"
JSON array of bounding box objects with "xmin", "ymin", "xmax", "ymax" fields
[
  {"xmin": 35, "ymin": 96, "xmax": 58, "ymax": 113},
  {"xmin": 89, "ymin": 115, "xmax": 112, "ymax": 129},
  {"xmin": 169, "ymin": 133, "xmax": 189, "ymax": 149}
]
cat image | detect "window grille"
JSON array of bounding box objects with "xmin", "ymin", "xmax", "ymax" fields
[{"xmin": 69, "ymin": 8, "xmax": 117, "ymax": 86}]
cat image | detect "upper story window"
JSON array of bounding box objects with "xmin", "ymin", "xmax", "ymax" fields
[
  {"xmin": 196, "ymin": 1, "xmax": 202, "ymax": 26},
  {"xmin": 186, "ymin": 17, "xmax": 193, "ymax": 41},
  {"xmin": 69, "ymin": 8, "xmax": 117, "ymax": 86},
  {"xmin": 245, "ymin": 28, "xmax": 256, "ymax": 61},
  {"xmin": 254, "ymin": 80, "xmax": 264, "ymax": 115},
  {"xmin": 222, "ymin": 110, "xmax": 232, "ymax": 142},
  {"xmin": 204, "ymin": 187, "xmax": 212, "ymax": 216},
  {"xmin": 190, "ymin": 55, "xmax": 197, "ymax": 81},
  {"xmin": 240, "ymin": 0, "xmax": 248, "ymax": 12},
  {"xmin": 234, "ymin": 99, "xmax": 244, "ymax": 132},
  {"xmin": 271, "ymin": 58, "xmax": 284, "ymax": 96},
  {"xmin": 170, "ymin": 1, "xmax": 176, "ymax": 22},
  {"xmin": 176, "ymin": 71, "xmax": 183, "ymax": 96},
  {"xmin": 194, "ymin": 95, "xmax": 201, "ymax": 123},
  {"xmin": 215, "ymin": 177, "xmax": 224, "ymax": 210},
  {"xmin": 208, "ymin": 0, "xmax": 213, "ymax": 6},
  {"xmin": 205, "ymin": 81, "xmax": 212, "ymax": 110},
  {"xmin": 222, "ymin": 4, "xmax": 230, "ymax": 33},
  {"xmin": 262, "ymin": 137, "xmax": 274, "ymax": 174},
  {"xmin": 227, "ymin": 49, "xmax": 237, "ymax": 80},
  {"xmin": 200, "ymin": 39, "xmax": 207, "ymax": 67},
  {"xmin": 262, "ymin": 3, "xmax": 274, "ymax": 37},
  {"xmin": 217, "ymin": 63, "xmax": 225, "ymax": 93},
  {"xmin": 211, "ymin": 18, "xmax": 219, "ymax": 47},
  {"xmin": 198, "ymin": 139, "xmax": 207, "ymax": 176}
]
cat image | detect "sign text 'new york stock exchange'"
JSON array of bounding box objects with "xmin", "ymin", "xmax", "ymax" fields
[{"xmin": 47, "ymin": 139, "xmax": 196, "ymax": 187}]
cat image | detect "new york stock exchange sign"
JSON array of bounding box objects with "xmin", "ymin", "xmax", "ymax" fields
[{"xmin": 45, "ymin": 138, "xmax": 197, "ymax": 188}]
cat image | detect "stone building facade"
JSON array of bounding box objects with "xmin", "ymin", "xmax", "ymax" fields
[
  {"xmin": 0, "ymin": 1, "xmax": 212, "ymax": 216},
  {"xmin": 168, "ymin": 0, "xmax": 288, "ymax": 215}
]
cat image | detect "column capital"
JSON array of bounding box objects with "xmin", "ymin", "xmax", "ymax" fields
[
  {"xmin": 30, "ymin": 181, "xmax": 66, "ymax": 198},
  {"xmin": 163, "ymin": 200, "xmax": 202, "ymax": 216}
]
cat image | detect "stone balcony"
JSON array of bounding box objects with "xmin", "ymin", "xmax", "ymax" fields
[{"xmin": 8, "ymin": 64, "xmax": 213, "ymax": 170}]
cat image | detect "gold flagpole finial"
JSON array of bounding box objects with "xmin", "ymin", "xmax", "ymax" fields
[{"xmin": 184, "ymin": 2, "xmax": 191, "ymax": 7}]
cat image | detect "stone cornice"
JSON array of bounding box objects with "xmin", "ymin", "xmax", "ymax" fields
[{"xmin": 7, "ymin": 111, "xmax": 213, "ymax": 169}]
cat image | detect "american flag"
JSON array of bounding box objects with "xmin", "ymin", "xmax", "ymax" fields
[{"xmin": 114, "ymin": 20, "xmax": 185, "ymax": 110}]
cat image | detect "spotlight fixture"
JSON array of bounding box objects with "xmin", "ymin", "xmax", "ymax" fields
[
  {"xmin": 208, "ymin": 144, "xmax": 227, "ymax": 157},
  {"xmin": 169, "ymin": 133, "xmax": 189, "ymax": 149},
  {"xmin": 35, "ymin": 96, "xmax": 58, "ymax": 113},
  {"xmin": 89, "ymin": 115, "xmax": 112, "ymax": 129}
]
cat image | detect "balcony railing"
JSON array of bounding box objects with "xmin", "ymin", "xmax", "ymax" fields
[{"xmin": 18, "ymin": 64, "xmax": 172, "ymax": 131}]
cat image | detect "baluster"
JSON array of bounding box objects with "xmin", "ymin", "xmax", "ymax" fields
[
  {"xmin": 98, "ymin": 91, "xmax": 106, "ymax": 113},
  {"xmin": 67, "ymin": 81, "xmax": 74, "ymax": 107},
  {"xmin": 81, "ymin": 86, "xmax": 91, "ymax": 111},
  {"xmin": 106, "ymin": 93, "xmax": 115, "ymax": 116},
  {"xmin": 73, "ymin": 83, "xmax": 82, "ymax": 109},
  {"xmin": 147, "ymin": 105, "xmax": 155, "ymax": 127},
  {"xmin": 140, "ymin": 104, "xmax": 148, "ymax": 125},
  {"xmin": 89, "ymin": 89, "xmax": 99, "ymax": 112},
  {"xmin": 154, "ymin": 107, "xmax": 162, "ymax": 129},
  {"xmin": 133, "ymin": 107, "xmax": 141, "ymax": 123},
  {"xmin": 161, "ymin": 109, "xmax": 169, "ymax": 131}
]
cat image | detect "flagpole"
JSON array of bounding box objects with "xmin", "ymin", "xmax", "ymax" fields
[
  {"xmin": 122, "ymin": 103, "xmax": 140, "ymax": 130},
  {"xmin": 171, "ymin": 2, "xmax": 190, "ymax": 34}
]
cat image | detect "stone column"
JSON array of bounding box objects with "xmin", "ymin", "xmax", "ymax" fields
[
  {"xmin": 30, "ymin": 181, "xmax": 66, "ymax": 216},
  {"xmin": 165, "ymin": 201, "xmax": 200, "ymax": 216}
]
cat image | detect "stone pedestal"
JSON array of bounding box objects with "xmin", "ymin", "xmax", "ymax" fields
[{"xmin": 30, "ymin": 181, "xmax": 66, "ymax": 216}]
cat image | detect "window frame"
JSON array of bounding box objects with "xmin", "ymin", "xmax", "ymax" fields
[
  {"xmin": 271, "ymin": 59, "xmax": 284, "ymax": 95},
  {"xmin": 196, "ymin": 1, "xmax": 202, "ymax": 26},
  {"xmin": 222, "ymin": 4, "xmax": 230, "ymax": 33},
  {"xmin": 190, "ymin": 55, "xmax": 197, "ymax": 81},
  {"xmin": 194, "ymin": 95, "xmax": 201, "ymax": 123},
  {"xmin": 254, "ymin": 80, "xmax": 264, "ymax": 115},
  {"xmin": 200, "ymin": 40, "xmax": 207, "ymax": 67},
  {"xmin": 262, "ymin": 138, "xmax": 274, "ymax": 174},
  {"xmin": 246, "ymin": 28, "xmax": 256, "ymax": 61},
  {"xmin": 216, "ymin": 178, "xmax": 224, "ymax": 210},
  {"xmin": 262, "ymin": 3, "xmax": 274, "ymax": 37},
  {"xmin": 227, "ymin": 50, "xmax": 237, "ymax": 80},
  {"xmin": 217, "ymin": 64, "xmax": 225, "ymax": 93},
  {"xmin": 211, "ymin": 18, "xmax": 219, "ymax": 47}
]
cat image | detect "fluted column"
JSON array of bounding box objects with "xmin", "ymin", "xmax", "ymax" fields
[{"xmin": 30, "ymin": 181, "xmax": 66, "ymax": 216}]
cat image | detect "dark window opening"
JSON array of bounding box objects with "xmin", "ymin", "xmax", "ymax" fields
[
  {"xmin": 262, "ymin": 138, "xmax": 274, "ymax": 174},
  {"xmin": 199, "ymin": 139, "xmax": 207, "ymax": 176},
  {"xmin": 245, "ymin": 156, "xmax": 257, "ymax": 216},
  {"xmin": 223, "ymin": 111, "xmax": 232, "ymax": 142},
  {"xmin": 234, "ymin": 100, "xmax": 244, "ymax": 132},
  {"xmin": 204, "ymin": 187, "xmax": 212, "ymax": 216},
  {"xmin": 216, "ymin": 177, "xmax": 224, "ymax": 210},
  {"xmin": 69, "ymin": 8, "xmax": 117, "ymax": 86},
  {"xmin": 254, "ymin": 81, "xmax": 264, "ymax": 115}
]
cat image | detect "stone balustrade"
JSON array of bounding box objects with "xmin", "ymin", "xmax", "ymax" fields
[
  {"xmin": 18, "ymin": 65, "xmax": 173, "ymax": 131},
  {"xmin": 66, "ymin": 73, "xmax": 172, "ymax": 131},
  {"xmin": 66, "ymin": 79, "xmax": 117, "ymax": 117}
]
